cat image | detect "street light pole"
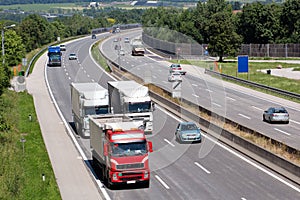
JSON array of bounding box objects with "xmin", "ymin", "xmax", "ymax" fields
[{"xmin": 1, "ymin": 24, "xmax": 16, "ymax": 67}]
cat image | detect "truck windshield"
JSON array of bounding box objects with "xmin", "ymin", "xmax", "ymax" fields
[
  {"xmin": 49, "ymin": 53, "xmax": 60, "ymax": 60},
  {"xmin": 85, "ymin": 106, "xmax": 109, "ymax": 115},
  {"xmin": 111, "ymin": 141, "xmax": 147, "ymax": 157},
  {"xmin": 128, "ymin": 102, "xmax": 151, "ymax": 113}
]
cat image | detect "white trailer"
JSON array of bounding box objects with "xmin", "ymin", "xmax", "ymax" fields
[
  {"xmin": 108, "ymin": 80, "xmax": 154, "ymax": 134},
  {"xmin": 71, "ymin": 82, "xmax": 109, "ymax": 138}
]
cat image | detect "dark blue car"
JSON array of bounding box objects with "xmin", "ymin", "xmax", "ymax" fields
[{"xmin": 175, "ymin": 122, "xmax": 201, "ymax": 143}]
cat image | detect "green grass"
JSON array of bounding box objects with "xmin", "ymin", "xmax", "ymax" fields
[
  {"xmin": 175, "ymin": 59, "xmax": 300, "ymax": 102},
  {"xmin": 0, "ymin": 90, "xmax": 61, "ymax": 200},
  {"xmin": 91, "ymin": 40, "xmax": 111, "ymax": 72}
]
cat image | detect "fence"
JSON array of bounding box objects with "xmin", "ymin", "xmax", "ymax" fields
[{"xmin": 142, "ymin": 32, "xmax": 300, "ymax": 58}]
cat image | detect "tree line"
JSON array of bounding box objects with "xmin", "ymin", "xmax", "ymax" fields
[
  {"xmin": 142, "ymin": 0, "xmax": 300, "ymax": 61},
  {"xmin": 0, "ymin": 0, "xmax": 299, "ymax": 95}
]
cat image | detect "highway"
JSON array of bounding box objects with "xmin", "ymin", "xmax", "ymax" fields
[
  {"xmin": 101, "ymin": 30, "xmax": 300, "ymax": 151},
  {"xmin": 45, "ymin": 31, "xmax": 300, "ymax": 199}
]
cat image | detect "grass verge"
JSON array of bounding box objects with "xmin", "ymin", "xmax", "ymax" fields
[{"xmin": 0, "ymin": 90, "xmax": 61, "ymax": 200}]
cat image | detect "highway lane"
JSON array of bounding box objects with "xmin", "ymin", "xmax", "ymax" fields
[
  {"xmin": 101, "ymin": 30, "xmax": 300, "ymax": 150},
  {"xmin": 46, "ymin": 32, "xmax": 300, "ymax": 199}
]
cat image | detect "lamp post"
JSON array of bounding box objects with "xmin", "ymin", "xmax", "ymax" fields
[{"xmin": 2, "ymin": 24, "xmax": 15, "ymax": 67}]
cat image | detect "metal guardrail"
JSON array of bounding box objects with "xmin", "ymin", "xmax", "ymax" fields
[{"xmin": 205, "ymin": 68, "xmax": 300, "ymax": 100}]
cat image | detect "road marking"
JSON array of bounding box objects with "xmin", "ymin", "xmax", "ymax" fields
[
  {"xmin": 192, "ymin": 84, "xmax": 198, "ymax": 87},
  {"xmin": 152, "ymin": 75, "xmax": 157, "ymax": 79},
  {"xmin": 212, "ymin": 102, "xmax": 221, "ymax": 107},
  {"xmin": 155, "ymin": 175, "xmax": 170, "ymax": 189},
  {"xmin": 84, "ymin": 70, "xmax": 86, "ymax": 73},
  {"xmin": 194, "ymin": 162, "xmax": 211, "ymax": 174},
  {"xmin": 241, "ymin": 198, "xmax": 247, "ymax": 200},
  {"xmin": 164, "ymin": 139, "xmax": 175, "ymax": 147},
  {"xmin": 136, "ymin": 67, "xmax": 140, "ymax": 70},
  {"xmin": 274, "ymin": 128, "xmax": 291, "ymax": 136},
  {"xmin": 66, "ymin": 72, "xmax": 69, "ymax": 76},
  {"xmin": 226, "ymin": 96, "xmax": 236, "ymax": 101},
  {"xmin": 205, "ymin": 89, "xmax": 213, "ymax": 93},
  {"xmin": 290, "ymin": 119, "xmax": 300, "ymax": 125},
  {"xmin": 87, "ymin": 74, "xmax": 90, "ymax": 78},
  {"xmin": 203, "ymin": 135, "xmax": 300, "ymax": 193},
  {"xmin": 192, "ymin": 94, "xmax": 199, "ymax": 98},
  {"xmin": 251, "ymin": 106, "xmax": 264, "ymax": 111},
  {"xmin": 238, "ymin": 113, "xmax": 251, "ymax": 120}
]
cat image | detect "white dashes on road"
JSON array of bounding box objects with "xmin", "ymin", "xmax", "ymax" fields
[
  {"xmin": 274, "ymin": 128, "xmax": 291, "ymax": 136},
  {"xmin": 194, "ymin": 162, "xmax": 211, "ymax": 174},
  {"xmin": 238, "ymin": 113, "xmax": 251, "ymax": 120}
]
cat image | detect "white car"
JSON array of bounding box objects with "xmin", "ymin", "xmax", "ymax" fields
[
  {"xmin": 68, "ymin": 53, "xmax": 77, "ymax": 60},
  {"xmin": 169, "ymin": 63, "xmax": 186, "ymax": 75},
  {"xmin": 124, "ymin": 37, "xmax": 130, "ymax": 43},
  {"xmin": 119, "ymin": 49, "xmax": 125, "ymax": 56},
  {"xmin": 60, "ymin": 44, "xmax": 66, "ymax": 51},
  {"xmin": 168, "ymin": 72, "xmax": 182, "ymax": 82}
]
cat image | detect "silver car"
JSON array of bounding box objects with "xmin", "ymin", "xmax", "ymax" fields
[
  {"xmin": 263, "ymin": 107, "xmax": 289, "ymax": 124},
  {"xmin": 168, "ymin": 72, "xmax": 182, "ymax": 82},
  {"xmin": 175, "ymin": 122, "xmax": 201, "ymax": 143}
]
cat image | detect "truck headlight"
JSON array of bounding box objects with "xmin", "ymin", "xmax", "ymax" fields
[
  {"xmin": 112, "ymin": 173, "xmax": 118, "ymax": 181},
  {"xmin": 144, "ymin": 171, "xmax": 149, "ymax": 179}
]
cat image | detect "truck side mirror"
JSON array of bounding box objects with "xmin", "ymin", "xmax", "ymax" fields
[
  {"xmin": 104, "ymin": 143, "xmax": 108, "ymax": 156},
  {"xmin": 148, "ymin": 141, "xmax": 153, "ymax": 153},
  {"xmin": 152, "ymin": 102, "xmax": 155, "ymax": 111}
]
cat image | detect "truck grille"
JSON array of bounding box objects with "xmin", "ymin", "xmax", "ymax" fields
[
  {"xmin": 119, "ymin": 172, "xmax": 143, "ymax": 181},
  {"xmin": 116, "ymin": 163, "xmax": 144, "ymax": 170}
]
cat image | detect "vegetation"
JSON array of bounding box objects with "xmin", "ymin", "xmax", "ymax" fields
[{"xmin": 0, "ymin": 90, "xmax": 61, "ymax": 200}]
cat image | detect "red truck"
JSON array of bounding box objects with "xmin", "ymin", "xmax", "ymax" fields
[{"xmin": 89, "ymin": 114, "xmax": 153, "ymax": 188}]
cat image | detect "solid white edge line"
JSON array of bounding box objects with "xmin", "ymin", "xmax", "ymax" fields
[
  {"xmin": 212, "ymin": 102, "xmax": 221, "ymax": 107},
  {"xmin": 203, "ymin": 134, "xmax": 300, "ymax": 193},
  {"xmin": 164, "ymin": 138, "xmax": 175, "ymax": 147},
  {"xmin": 274, "ymin": 128, "xmax": 291, "ymax": 136},
  {"xmin": 194, "ymin": 162, "xmax": 211, "ymax": 174},
  {"xmin": 155, "ymin": 175, "xmax": 170, "ymax": 189}
]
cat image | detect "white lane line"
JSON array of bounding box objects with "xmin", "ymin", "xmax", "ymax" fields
[
  {"xmin": 241, "ymin": 197, "xmax": 247, "ymax": 200},
  {"xmin": 66, "ymin": 72, "xmax": 69, "ymax": 76},
  {"xmin": 87, "ymin": 74, "xmax": 90, "ymax": 78},
  {"xmin": 84, "ymin": 70, "xmax": 86, "ymax": 73},
  {"xmin": 164, "ymin": 138, "xmax": 175, "ymax": 147},
  {"xmin": 194, "ymin": 162, "xmax": 211, "ymax": 174},
  {"xmin": 212, "ymin": 102, "xmax": 221, "ymax": 107},
  {"xmin": 274, "ymin": 128, "xmax": 291, "ymax": 136},
  {"xmin": 226, "ymin": 96, "xmax": 236, "ymax": 101},
  {"xmin": 155, "ymin": 175, "xmax": 170, "ymax": 189},
  {"xmin": 252, "ymin": 106, "xmax": 264, "ymax": 111},
  {"xmin": 205, "ymin": 89, "xmax": 213, "ymax": 93},
  {"xmin": 192, "ymin": 84, "xmax": 198, "ymax": 87},
  {"xmin": 131, "ymin": 64, "xmax": 135, "ymax": 67},
  {"xmin": 192, "ymin": 94, "xmax": 199, "ymax": 98},
  {"xmin": 152, "ymin": 75, "xmax": 157, "ymax": 79},
  {"xmin": 290, "ymin": 119, "xmax": 300, "ymax": 125},
  {"xmin": 238, "ymin": 113, "xmax": 251, "ymax": 120},
  {"xmin": 91, "ymin": 79, "xmax": 95, "ymax": 82},
  {"xmin": 203, "ymin": 135, "xmax": 300, "ymax": 193}
]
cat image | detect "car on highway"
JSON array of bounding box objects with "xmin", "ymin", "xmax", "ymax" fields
[
  {"xmin": 263, "ymin": 107, "xmax": 289, "ymax": 124},
  {"xmin": 169, "ymin": 63, "xmax": 186, "ymax": 75},
  {"xmin": 91, "ymin": 34, "xmax": 96, "ymax": 39},
  {"xmin": 119, "ymin": 49, "xmax": 125, "ymax": 56},
  {"xmin": 68, "ymin": 53, "xmax": 77, "ymax": 60},
  {"xmin": 124, "ymin": 37, "xmax": 130, "ymax": 43},
  {"xmin": 175, "ymin": 122, "xmax": 201, "ymax": 143},
  {"xmin": 168, "ymin": 71, "xmax": 182, "ymax": 82},
  {"xmin": 60, "ymin": 44, "xmax": 66, "ymax": 51}
]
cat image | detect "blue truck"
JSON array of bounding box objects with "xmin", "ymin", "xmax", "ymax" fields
[{"xmin": 47, "ymin": 46, "xmax": 61, "ymax": 66}]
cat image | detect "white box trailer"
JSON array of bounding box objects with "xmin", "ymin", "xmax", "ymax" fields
[
  {"xmin": 107, "ymin": 80, "xmax": 154, "ymax": 134},
  {"xmin": 71, "ymin": 82, "xmax": 109, "ymax": 138}
]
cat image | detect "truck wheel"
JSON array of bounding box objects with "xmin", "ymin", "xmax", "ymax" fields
[{"xmin": 143, "ymin": 180, "xmax": 150, "ymax": 188}]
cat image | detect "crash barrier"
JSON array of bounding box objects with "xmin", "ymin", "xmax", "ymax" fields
[
  {"xmin": 101, "ymin": 48, "xmax": 300, "ymax": 182},
  {"xmin": 205, "ymin": 68, "xmax": 300, "ymax": 101}
]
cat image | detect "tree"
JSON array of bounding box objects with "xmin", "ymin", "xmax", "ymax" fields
[
  {"xmin": 17, "ymin": 14, "xmax": 54, "ymax": 52},
  {"xmin": 280, "ymin": 0, "xmax": 300, "ymax": 43},
  {"xmin": 237, "ymin": 2, "xmax": 281, "ymax": 44},
  {"xmin": 208, "ymin": 11, "xmax": 242, "ymax": 62},
  {"xmin": 3, "ymin": 30, "xmax": 26, "ymax": 67}
]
